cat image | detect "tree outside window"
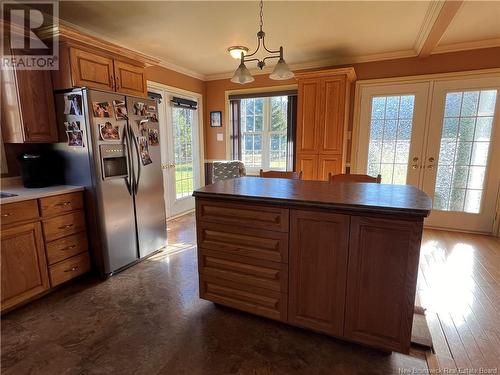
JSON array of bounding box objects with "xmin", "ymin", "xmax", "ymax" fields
[{"xmin": 240, "ymin": 96, "xmax": 288, "ymax": 171}]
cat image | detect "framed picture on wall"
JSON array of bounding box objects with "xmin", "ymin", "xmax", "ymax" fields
[{"xmin": 210, "ymin": 111, "xmax": 222, "ymax": 127}]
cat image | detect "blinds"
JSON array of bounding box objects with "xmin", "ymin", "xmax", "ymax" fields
[
  {"xmin": 171, "ymin": 96, "xmax": 198, "ymax": 110},
  {"xmin": 228, "ymin": 90, "xmax": 297, "ymax": 101}
]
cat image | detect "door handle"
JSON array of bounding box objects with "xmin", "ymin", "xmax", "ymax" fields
[
  {"xmin": 124, "ymin": 124, "xmax": 134, "ymax": 196},
  {"xmin": 130, "ymin": 126, "xmax": 141, "ymax": 194}
]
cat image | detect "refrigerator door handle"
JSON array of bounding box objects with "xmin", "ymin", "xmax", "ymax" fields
[
  {"xmin": 124, "ymin": 124, "xmax": 134, "ymax": 196},
  {"xmin": 130, "ymin": 125, "xmax": 141, "ymax": 195}
]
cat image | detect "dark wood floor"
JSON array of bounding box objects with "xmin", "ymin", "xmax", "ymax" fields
[{"xmin": 1, "ymin": 212, "xmax": 498, "ymax": 374}]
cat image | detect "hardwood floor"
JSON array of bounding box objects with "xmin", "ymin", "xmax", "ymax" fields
[{"xmin": 417, "ymin": 229, "xmax": 500, "ymax": 372}]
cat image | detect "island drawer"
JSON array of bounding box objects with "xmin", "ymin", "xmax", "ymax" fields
[
  {"xmin": 49, "ymin": 252, "xmax": 91, "ymax": 287},
  {"xmin": 200, "ymin": 274, "xmax": 287, "ymax": 322},
  {"xmin": 196, "ymin": 199, "xmax": 289, "ymax": 232},
  {"xmin": 40, "ymin": 192, "xmax": 83, "ymax": 217},
  {"xmin": 197, "ymin": 221, "xmax": 288, "ymax": 263},
  {"xmin": 42, "ymin": 211, "xmax": 86, "ymax": 242},
  {"xmin": 1, "ymin": 200, "xmax": 39, "ymax": 226},
  {"xmin": 198, "ymin": 249, "xmax": 288, "ymax": 292},
  {"xmin": 46, "ymin": 232, "xmax": 88, "ymax": 265}
]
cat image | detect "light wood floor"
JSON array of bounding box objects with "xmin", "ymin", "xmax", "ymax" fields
[
  {"xmin": 417, "ymin": 229, "xmax": 500, "ymax": 372},
  {"xmin": 168, "ymin": 213, "xmax": 499, "ymax": 372}
]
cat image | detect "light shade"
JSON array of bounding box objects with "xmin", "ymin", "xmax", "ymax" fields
[
  {"xmin": 269, "ymin": 58, "xmax": 294, "ymax": 80},
  {"xmin": 230, "ymin": 61, "xmax": 254, "ymax": 84},
  {"xmin": 227, "ymin": 46, "xmax": 249, "ymax": 60}
]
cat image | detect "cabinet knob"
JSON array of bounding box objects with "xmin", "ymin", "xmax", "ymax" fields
[
  {"xmin": 55, "ymin": 201, "xmax": 71, "ymax": 207},
  {"xmin": 1, "ymin": 213, "xmax": 13, "ymax": 217},
  {"xmin": 64, "ymin": 266, "xmax": 79, "ymax": 273},
  {"xmin": 58, "ymin": 224, "xmax": 74, "ymax": 230}
]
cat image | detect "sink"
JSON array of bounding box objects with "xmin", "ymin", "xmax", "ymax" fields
[{"xmin": 0, "ymin": 192, "xmax": 18, "ymax": 198}]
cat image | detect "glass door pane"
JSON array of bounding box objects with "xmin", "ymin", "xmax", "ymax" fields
[
  {"xmin": 433, "ymin": 90, "xmax": 497, "ymax": 213},
  {"xmin": 367, "ymin": 95, "xmax": 415, "ymax": 184},
  {"xmin": 172, "ymin": 107, "xmax": 194, "ymax": 200}
]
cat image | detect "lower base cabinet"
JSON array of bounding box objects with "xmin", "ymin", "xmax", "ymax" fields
[
  {"xmin": 195, "ymin": 198, "xmax": 425, "ymax": 354},
  {"xmin": 0, "ymin": 222, "xmax": 50, "ymax": 311},
  {"xmin": 288, "ymin": 210, "xmax": 349, "ymax": 336},
  {"xmin": 344, "ymin": 216, "xmax": 422, "ymax": 353}
]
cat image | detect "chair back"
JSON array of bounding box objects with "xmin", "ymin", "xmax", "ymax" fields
[
  {"xmin": 259, "ymin": 170, "xmax": 302, "ymax": 180},
  {"xmin": 328, "ymin": 173, "xmax": 381, "ymax": 183}
]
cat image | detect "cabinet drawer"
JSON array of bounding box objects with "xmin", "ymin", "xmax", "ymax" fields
[
  {"xmin": 49, "ymin": 252, "xmax": 91, "ymax": 287},
  {"xmin": 196, "ymin": 199, "xmax": 289, "ymax": 232},
  {"xmin": 40, "ymin": 192, "xmax": 83, "ymax": 217},
  {"xmin": 46, "ymin": 232, "xmax": 88, "ymax": 265},
  {"xmin": 200, "ymin": 275, "xmax": 287, "ymax": 322},
  {"xmin": 43, "ymin": 211, "xmax": 86, "ymax": 242},
  {"xmin": 199, "ymin": 249, "xmax": 287, "ymax": 292},
  {"xmin": 1, "ymin": 200, "xmax": 39, "ymax": 226},
  {"xmin": 197, "ymin": 221, "xmax": 288, "ymax": 263}
]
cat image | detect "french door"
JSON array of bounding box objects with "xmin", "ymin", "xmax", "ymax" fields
[
  {"xmin": 150, "ymin": 87, "xmax": 201, "ymax": 218},
  {"xmin": 355, "ymin": 74, "xmax": 500, "ymax": 233}
]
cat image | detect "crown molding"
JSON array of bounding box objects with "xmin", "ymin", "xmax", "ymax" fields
[
  {"xmin": 156, "ymin": 61, "xmax": 207, "ymax": 81},
  {"xmin": 432, "ymin": 38, "xmax": 500, "ymax": 54},
  {"xmin": 414, "ymin": 1, "xmax": 445, "ymax": 54}
]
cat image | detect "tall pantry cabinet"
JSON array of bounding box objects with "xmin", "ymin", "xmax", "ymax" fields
[{"xmin": 295, "ymin": 68, "xmax": 356, "ymax": 180}]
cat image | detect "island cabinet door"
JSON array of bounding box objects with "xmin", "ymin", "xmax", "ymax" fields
[
  {"xmin": 288, "ymin": 209, "xmax": 349, "ymax": 336},
  {"xmin": 344, "ymin": 216, "xmax": 423, "ymax": 353}
]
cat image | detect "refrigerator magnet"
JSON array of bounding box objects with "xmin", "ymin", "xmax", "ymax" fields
[
  {"xmin": 112, "ymin": 100, "xmax": 128, "ymax": 120},
  {"xmin": 99, "ymin": 122, "xmax": 120, "ymax": 141},
  {"xmin": 92, "ymin": 101, "xmax": 112, "ymax": 118},
  {"xmin": 63, "ymin": 94, "xmax": 82, "ymax": 115},
  {"xmin": 138, "ymin": 136, "xmax": 152, "ymax": 165},
  {"xmin": 133, "ymin": 102, "xmax": 148, "ymax": 117},
  {"xmin": 148, "ymin": 129, "xmax": 159, "ymax": 146},
  {"xmin": 64, "ymin": 121, "xmax": 81, "ymax": 132},
  {"xmin": 66, "ymin": 130, "xmax": 84, "ymax": 147},
  {"xmin": 147, "ymin": 112, "xmax": 159, "ymax": 122}
]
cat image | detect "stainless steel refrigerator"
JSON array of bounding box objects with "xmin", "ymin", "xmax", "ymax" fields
[{"xmin": 53, "ymin": 88, "xmax": 166, "ymax": 277}]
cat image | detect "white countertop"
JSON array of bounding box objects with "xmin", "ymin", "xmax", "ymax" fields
[{"xmin": 0, "ymin": 178, "xmax": 84, "ymax": 204}]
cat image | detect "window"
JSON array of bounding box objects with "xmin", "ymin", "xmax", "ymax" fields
[{"xmin": 237, "ymin": 95, "xmax": 291, "ymax": 171}]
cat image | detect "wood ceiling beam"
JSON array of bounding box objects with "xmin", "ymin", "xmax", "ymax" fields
[{"xmin": 419, "ymin": 0, "xmax": 464, "ymax": 58}]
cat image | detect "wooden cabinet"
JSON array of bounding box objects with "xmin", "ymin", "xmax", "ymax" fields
[
  {"xmin": 1, "ymin": 59, "xmax": 58, "ymax": 143},
  {"xmin": 1, "ymin": 222, "xmax": 50, "ymax": 311},
  {"xmin": 295, "ymin": 68, "xmax": 355, "ymax": 180},
  {"xmin": 55, "ymin": 46, "xmax": 147, "ymax": 97},
  {"xmin": 344, "ymin": 216, "xmax": 423, "ymax": 353},
  {"xmin": 289, "ymin": 210, "xmax": 349, "ymax": 336},
  {"xmin": 0, "ymin": 191, "xmax": 90, "ymax": 313},
  {"xmin": 69, "ymin": 48, "xmax": 115, "ymax": 91},
  {"xmin": 113, "ymin": 60, "xmax": 147, "ymax": 97},
  {"xmin": 194, "ymin": 180, "xmax": 431, "ymax": 353}
]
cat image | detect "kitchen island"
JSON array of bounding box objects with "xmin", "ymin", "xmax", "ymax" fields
[{"xmin": 193, "ymin": 177, "xmax": 432, "ymax": 353}]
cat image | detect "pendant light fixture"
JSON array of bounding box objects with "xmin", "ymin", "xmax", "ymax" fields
[{"xmin": 229, "ymin": 0, "xmax": 294, "ymax": 84}]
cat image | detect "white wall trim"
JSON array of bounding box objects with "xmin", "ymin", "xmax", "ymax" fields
[
  {"xmin": 414, "ymin": 1, "xmax": 445, "ymax": 54},
  {"xmin": 432, "ymin": 38, "xmax": 500, "ymax": 55},
  {"xmin": 223, "ymin": 84, "xmax": 298, "ymax": 160}
]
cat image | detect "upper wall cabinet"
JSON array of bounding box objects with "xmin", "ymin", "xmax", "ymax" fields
[
  {"xmin": 295, "ymin": 68, "xmax": 356, "ymax": 180},
  {"xmin": 1, "ymin": 59, "xmax": 58, "ymax": 143},
  {"xmin": 55, "ymin": 46, "xmax": 148, "ymax": 98}
]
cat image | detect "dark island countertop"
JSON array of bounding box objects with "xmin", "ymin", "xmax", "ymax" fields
[{"xmin": 193, "ymin": 177, "xmax": 432, "ymax": 217}]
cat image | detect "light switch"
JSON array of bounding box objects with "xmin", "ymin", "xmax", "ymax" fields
[{"xmin": 217, "ymin": 133, "xmax": 223, "ymax": 141}]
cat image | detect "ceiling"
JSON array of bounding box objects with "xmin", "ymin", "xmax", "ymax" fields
[{"xmin": 58, "ymin": 1, "xmax": 500, "ymax": 80}]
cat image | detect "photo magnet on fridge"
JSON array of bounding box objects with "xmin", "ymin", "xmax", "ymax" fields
[
  {"xmin": 92, "ymin": 102, "xmax": 113, "ymax": 118},
  {"xmin": 138, "ymin": 136, "xmax": 152, "ymax": 165},
  {"xmin": 64, "ymin": 121, "xmax": 81, "ymax": 132},
  {"xmin": 66, "ymin": 130, "xmax": 84, "ymax": 147},
  {"xmin": 147, "ymin": 112, "xmax": 159, "ymax": 122},
  {"xmin": 99, "ymin": 122, "xmax": 120, "ymax": 141},
  {"xmin": 112, "ymin": 100, "xmax": 128, "ymax": 120},
  {"xmin": 64, "ymin": 94, "xmax": 82, "ymax": 115},
  {"xmin": 148, "ymin": 128, "xmax": 159, "ymax": 146},
  {"xmin": 133, "ymin": 102, "xmax": 148, "ymax": 117}
]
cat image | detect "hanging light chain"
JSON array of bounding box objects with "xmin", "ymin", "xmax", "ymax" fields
[{"xmin": 259, "ymin": 0, "xmax": 264, "ymax": 32}]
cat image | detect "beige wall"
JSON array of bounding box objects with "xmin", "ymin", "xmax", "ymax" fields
[{"xmin": 204, "ymin": 47, "xmax": 500, "ymax": 160}]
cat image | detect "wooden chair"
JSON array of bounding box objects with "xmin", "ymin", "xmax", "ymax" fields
[
  {"xmin": 259, "ymin": 169, "xmax": 303, "ymax": 180},
  {"xmin": 328, "ymin": 173, "xmax": 381, "ymax": 183}
]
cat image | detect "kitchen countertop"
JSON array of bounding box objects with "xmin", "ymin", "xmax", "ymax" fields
[
  {"xmin": 0, "ymin": 178, "xmax": 84, "ymax": 204},
  {"xmin": 193, "ymin": 177, "xmax": 432, "ymax": 217}
]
